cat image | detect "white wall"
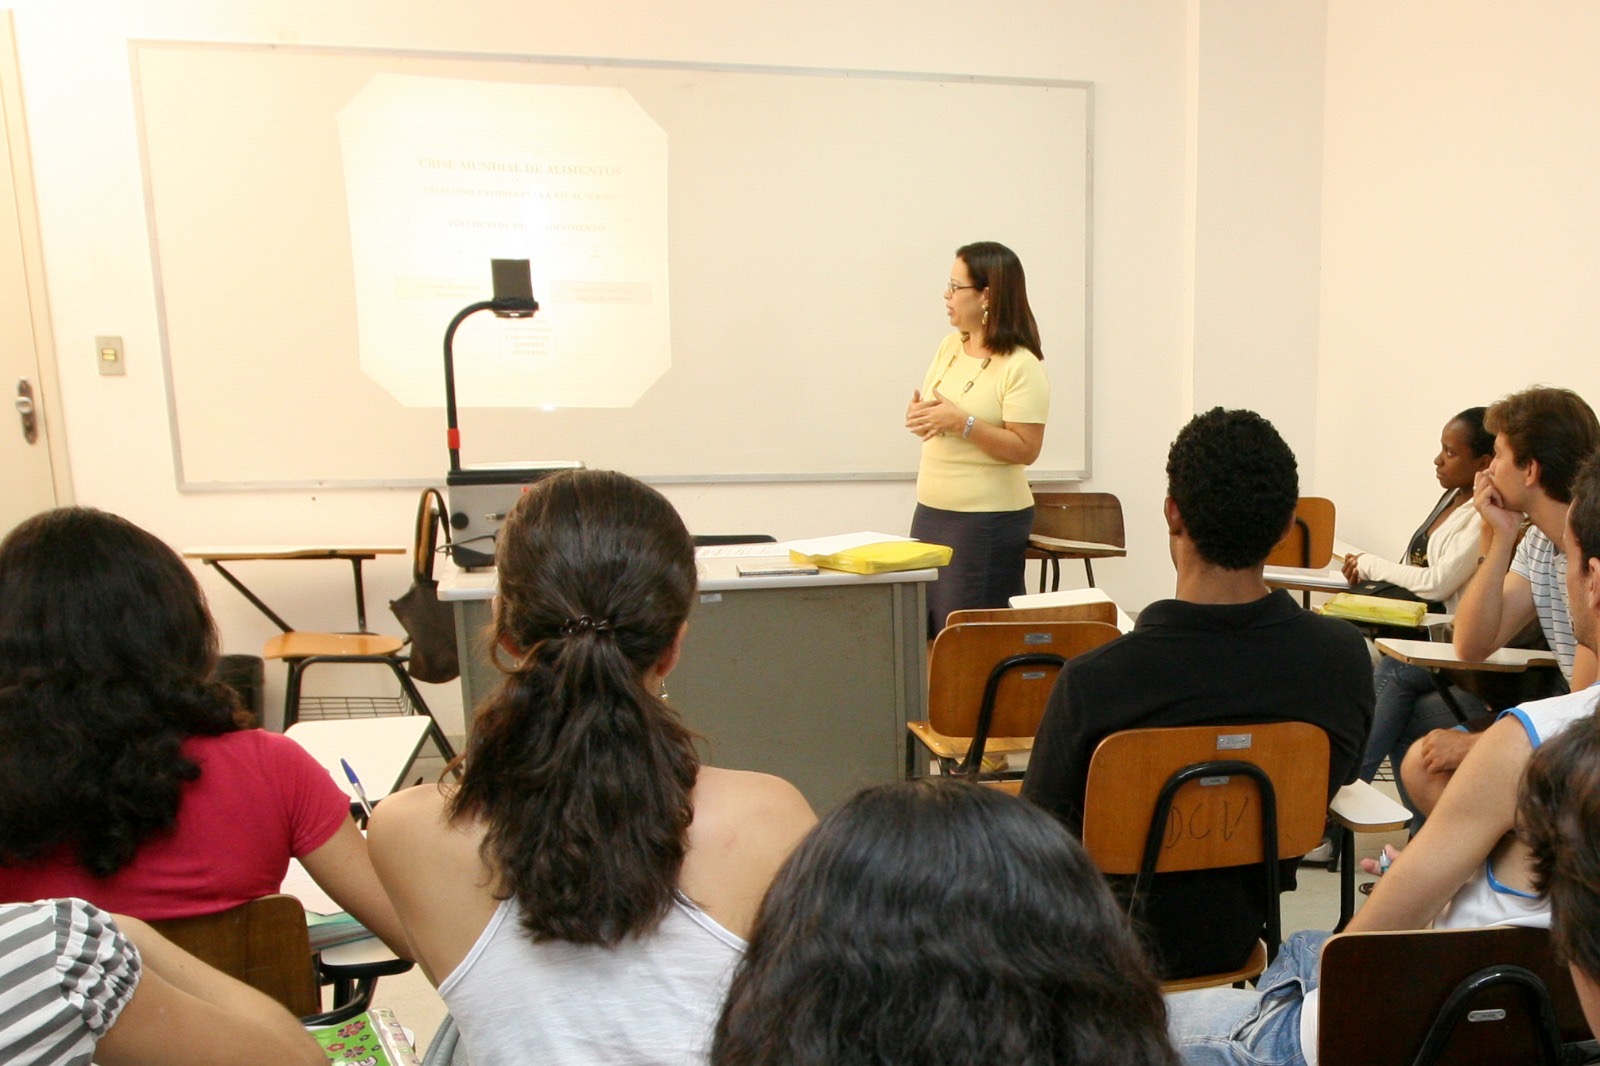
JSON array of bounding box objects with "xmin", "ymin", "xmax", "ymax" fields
[
  {"xmin": 1317, "ymin": 1, "xmax": 1600, "ymax": 560},
  {"xmin": 1187, "ymin": 1, "xmax": 1326, "ymax": 470},
  {"xmin": 8, "ymin": 0, "xmax": 1348, "ymax": 731}
]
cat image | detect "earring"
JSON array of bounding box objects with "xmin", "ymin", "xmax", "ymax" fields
[
  {"xmin": 982, "ymin": 306, "xmax": 990, "ymax": 327},
  {"xmin": 659, "ymin": 681, "xmax": 670, "ymax": 702}
]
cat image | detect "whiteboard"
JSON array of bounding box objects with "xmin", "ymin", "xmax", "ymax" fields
[{"xmin": 131, "ymin": 42, "xmax": 1091, "ymax": 488}]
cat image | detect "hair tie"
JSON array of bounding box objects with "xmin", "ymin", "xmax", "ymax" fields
[{"xmin": 560, "ymin": 615, "xmax": 615, "ymax": 637}]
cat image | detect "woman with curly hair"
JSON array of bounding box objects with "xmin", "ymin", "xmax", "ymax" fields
[
  {"xmin": 0, "ymin": 508, "xmax": 407, "ymax": 954},
  {"xmin": 368, "ymin": 469, "xmax": 816, "ymax": 1065},
  {"xmin": 712, "ymin": 779, "xmax": 1177, "ymax": 1066}
]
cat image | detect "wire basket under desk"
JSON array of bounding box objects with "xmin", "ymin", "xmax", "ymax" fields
[{"xmin": 294, "ymin": 692, "xmax": 419, "ymax": 721}]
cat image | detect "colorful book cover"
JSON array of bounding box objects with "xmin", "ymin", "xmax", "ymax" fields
[{"xmin": 309, "ymin": 1007, "xmax": 420, "ymax": 1065}]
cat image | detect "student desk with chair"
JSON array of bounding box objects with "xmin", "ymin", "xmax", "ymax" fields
[{"xmin": 439, "ymin": 553, "xmax": 933, "ymax": 812}]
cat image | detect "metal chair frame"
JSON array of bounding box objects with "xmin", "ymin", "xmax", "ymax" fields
[{"xmin": 1130, "ymin": 760, "xmax": 1285, "ymax": 959}]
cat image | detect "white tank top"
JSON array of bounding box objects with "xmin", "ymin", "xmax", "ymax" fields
[
  {"xmin": 439, "ymin": 892, "xmax": 745, "ymax": 1066},
  {"xmin": 1436, "ymin": 683, "xmax": 1600, "ymax": 929}
]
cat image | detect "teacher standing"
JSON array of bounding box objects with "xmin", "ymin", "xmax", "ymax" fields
[{"xmin": 905, "ymin": 241, "xmax": 1050, "ymax": 635}]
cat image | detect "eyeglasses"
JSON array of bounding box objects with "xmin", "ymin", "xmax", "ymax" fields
[{"xmin": 945, "ymin": 281, "xmax": 979, "ymax": 296}]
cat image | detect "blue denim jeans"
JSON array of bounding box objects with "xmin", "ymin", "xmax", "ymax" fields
[
  {"xmin": 1166, "ymin": 929, "xmax": 1331, "ymax": 1066},
  {"xmin": 1361, "ymin": 657, "xmax": 1483, "ymax": 825}
]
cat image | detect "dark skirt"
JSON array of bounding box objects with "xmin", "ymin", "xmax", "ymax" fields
[{"xmin": 909, "ymin": 503, "xmax": 1035, "ymax": 636}]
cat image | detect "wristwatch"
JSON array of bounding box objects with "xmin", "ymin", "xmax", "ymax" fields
[{"xmin": 961, "ymin": 415, "xmax": 976, "ymax": 439}]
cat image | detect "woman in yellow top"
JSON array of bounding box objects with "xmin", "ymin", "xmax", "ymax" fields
[{"xmin": 905, "ymin": 241, "xmax": 1050, "ymax": 634}]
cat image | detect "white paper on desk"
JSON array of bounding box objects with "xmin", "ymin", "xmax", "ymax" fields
[
  {"xmin": 282, "ymin": 858, "xmax": 340, "ymax": 915},
  {"xmin": 694, "ymin": 543, "xmax": 788, "ymax": 559},
  {"xmin": 1010, "ymin": 587, "xmax": 1136, "ymax": 634},
  {"xmin": 785, "ymin": 531, "xmax": 913, "ymax": 557}
]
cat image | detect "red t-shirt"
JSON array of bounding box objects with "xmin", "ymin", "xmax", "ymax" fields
[{"xmin": 0, "ymin": 729, "xmax": 351, "ymax": 919}]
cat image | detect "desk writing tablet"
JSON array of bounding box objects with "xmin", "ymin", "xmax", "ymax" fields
[
  {"xmin": 1263, "ymin": 565, "xmax": 1349, "ymax": 593},
  {"xmin": 1010, "ymin": 586, "xmax": 1136, "ymax": 634},
  {"xmin": 1374, "ymin": 637, "xmax": 1559, "ymax": 673},
  {"xmin": 1025, "ymin": 534, "xmax": 1126, "ymax": 557},
  {"xmin": 184, "ymin": 544, "xmax": 405, "ymax": 633},
  {"xmin": 183, "ymin": 545, "xmax": 405, "ymax": 562},
  {"xmin": 286, "ymin": 717, "xmax": 430, "ymax": 803}
]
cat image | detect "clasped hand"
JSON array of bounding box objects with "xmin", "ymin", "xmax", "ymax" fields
[
  {"xmin": 1472, "ymin": 470, "xmax": 1522, "ymax": 539},
  {"xmin": 1416, "ymin": 726, "xmax": 1477, "ymax": 774},
  {"xmin": 905, "ymin": 389, "xmax": 963, "ymax": 442}
]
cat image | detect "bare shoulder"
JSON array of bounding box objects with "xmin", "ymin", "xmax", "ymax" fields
[
  {"xmin": 682, "ymin": 768, "xmax": 816, "ymax": 940},
  {"xmin": 367, "ymin": 782, "xmax": 485, "ymax": 885},
  {"xmin": 690, "ymin": 766, "xmax": 816, "ymax": 845},
  {"xmin": 1461, "ymin": 714, "xmax": 1536, "ymax": 780},
  {"xmin": 367, "ymin": 782, "xmax": 454, "ymax": 851},
  {"xmin": 365, "ymin": 782, "xmax": 496, "ymax": 984}
]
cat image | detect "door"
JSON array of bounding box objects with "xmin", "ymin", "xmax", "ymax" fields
[{"xmin": 0, "ymin": 10, "xmax": 65, "ymax": 535}]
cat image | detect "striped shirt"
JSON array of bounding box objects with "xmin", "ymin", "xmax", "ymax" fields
[
  {"xmin": 1511, "ymin": 527, "xmax": 1576, "ymax": 682},
  {"xmin": 0, "ymin": 899, "xmax": 141, "ymax": 1066}
]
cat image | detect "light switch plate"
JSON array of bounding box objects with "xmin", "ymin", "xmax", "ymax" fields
[{"xmin": 95, "ymin": 335, "xmax": 125, "ymax": 376}]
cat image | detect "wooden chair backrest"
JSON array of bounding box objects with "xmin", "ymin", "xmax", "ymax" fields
[
  {"xmin": 412, "ymin": 488, "xmax": 444, "ymax": 580},
  {"xmin": 1082, "ymin": 721, "xmax": 1328, "ymax": 875},
  {"xmin": 1265, "ymin": 496, "xmax": 1336, "ymax": 569},
  {"xmin": 149, "ymin": 894, "xmax": 320, "ymax": 1017},
  {"xmin": 1030, "ymin": 492, "xmax": 1126, "ymax": 549},
  {"xmin": 1318, "ymin": 926, "xmax": 1592, "ymax": 1064},
  {"xmin": 946, "ymin": 602, "xmax": 1120, "ymax": 628},
  {"xmin": 926, "ymin": 621, "xmax": 1119, "ymax": 740}
]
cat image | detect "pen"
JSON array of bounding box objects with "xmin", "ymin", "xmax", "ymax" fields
[{"xmin": 340, "ymin": 758, "xmax": 374, "ymax": 819}]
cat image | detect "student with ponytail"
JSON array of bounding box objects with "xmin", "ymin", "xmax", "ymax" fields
[{"xmin": 368, "ymin": 469, "xmax": 816, "ymax": 1066}]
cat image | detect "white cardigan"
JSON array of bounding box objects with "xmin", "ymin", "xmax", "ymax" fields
[{"xmin": 1353, "ymin": 497, "xmax": 1482, "ymax": 610}]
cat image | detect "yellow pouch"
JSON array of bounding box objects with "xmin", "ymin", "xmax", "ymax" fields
[
  {"xmin": 1320, "ymin": 592, "xmax": 1427, "ymax": 628},
  {"xmin": 789, "ymin": 540, "xmax": 953, "ymax": 575}
]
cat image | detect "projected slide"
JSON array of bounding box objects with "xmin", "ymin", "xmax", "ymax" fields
[{"xmin": 338, "ymin": 74, "xmax": 670, "ymax": 409}]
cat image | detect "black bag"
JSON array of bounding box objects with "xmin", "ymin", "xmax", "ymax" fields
[
  {"xmin": 1350, "ymin": 579, "xmax": 1442, "ymax": 614},
  {"xmin": 390, "ymin": 488, "xmax": 460, "ymax": 684}
]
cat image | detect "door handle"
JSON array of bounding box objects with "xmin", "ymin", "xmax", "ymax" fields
[{"xmin": 15, "ymin": 379, "xmax": 37, "ymax": 443}]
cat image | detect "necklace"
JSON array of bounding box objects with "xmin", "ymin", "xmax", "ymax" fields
[{"xmin": 931, "ymin": 351, "xmax": 991, "ymax": 397}]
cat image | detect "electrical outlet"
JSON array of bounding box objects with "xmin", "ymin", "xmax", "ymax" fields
[{"xmin": 95, "ymin": 335, "xmax": 125, "ymax": 376}]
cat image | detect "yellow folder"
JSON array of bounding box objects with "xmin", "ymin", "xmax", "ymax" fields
[
  {"xmin": 789, "ymin": 540, "xmax": 953, "ymax": 575},
  {"xmin": 1320, "ymin": 592, "xmax": 1427, "ymax": 628}
]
